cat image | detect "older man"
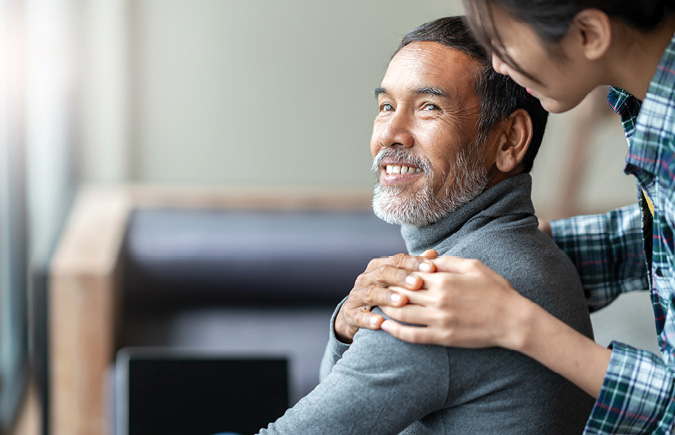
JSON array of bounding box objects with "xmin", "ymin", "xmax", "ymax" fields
[{"xmin": 258, "ymin": 17, "xmax": 594, "ymax": 434}]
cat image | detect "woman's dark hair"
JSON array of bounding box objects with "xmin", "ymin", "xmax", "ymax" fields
[
  {"xmin": 463, "ymin": 0, "xmax": 675, "ymax": 77},
  {"xmin": 394, "ymin": 16, "xmax": 548, "ymax": 173}
]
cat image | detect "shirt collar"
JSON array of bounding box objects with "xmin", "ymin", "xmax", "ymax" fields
[
  {"xmin": 607, "ymin": 86, "xmax": 640, "ymax": 141},
  {"xmin": 609, "ymin": 29, "xmax": 675, "ymax": 177}
]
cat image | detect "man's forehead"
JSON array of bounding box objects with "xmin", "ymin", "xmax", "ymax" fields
[{"xmin": 380, "ymin": 41, "xmax": 478, "ymax": 94}]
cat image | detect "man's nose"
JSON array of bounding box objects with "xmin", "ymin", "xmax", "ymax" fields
[
  {"xmin": 492, "ymin": 53, "xmax": 509, "ymax": 76},
  {"xmin": 378, "ymin": 111, "xmax": 414, "ymax": 149}
]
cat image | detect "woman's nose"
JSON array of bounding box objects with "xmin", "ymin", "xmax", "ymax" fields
[{"xmin": 492, "ymin": 53, "xmax": 510, "ymax": 76}]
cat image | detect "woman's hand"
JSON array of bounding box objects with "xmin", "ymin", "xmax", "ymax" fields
[
  {"xmin": 379, "ymin": 255, "xmax": 611, "ymax": 398},
  {"xmin": 379, "ymin": 257, "xmax": 532, "ymax": 350},
  {"xmin": 334, "ymin": 250, "xmax": 438, "ymax": 343}
]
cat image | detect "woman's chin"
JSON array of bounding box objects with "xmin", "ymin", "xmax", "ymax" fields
[{"xmin": 539, "ymin": 95, "xmax": 583, "ymax": 114}]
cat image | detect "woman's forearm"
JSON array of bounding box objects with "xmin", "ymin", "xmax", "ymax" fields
[{"xmin": 513, "ymin": 297, "xmax": 611, "ymax": 398}]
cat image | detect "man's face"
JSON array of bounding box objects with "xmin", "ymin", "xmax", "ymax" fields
[{"xmin": 371, "ymin": 41, "xmax": 490, "ymax": 227}]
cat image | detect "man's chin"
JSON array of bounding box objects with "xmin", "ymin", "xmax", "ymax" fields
[
  {"xmin": 371, "ymin": 177, "xmax": 487, "ymax": 227},
  {"xmin": 372, "ymin": 186, "xmax": 449, "ymax": 227}
]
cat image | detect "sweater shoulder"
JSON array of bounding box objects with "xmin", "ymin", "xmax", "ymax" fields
[{"xmin": 438, "ymin": 224, "xmax": 592, "ymax": 337}]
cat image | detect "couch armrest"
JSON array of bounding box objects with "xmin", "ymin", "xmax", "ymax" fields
[{"xmin": 49, "ymin": 186, "xmax": 131, "ymax": 435}]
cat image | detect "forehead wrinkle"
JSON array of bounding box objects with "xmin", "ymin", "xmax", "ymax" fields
[{"xmin": 381, "ymin": 42, "xmax": 482, "ymax": 112}]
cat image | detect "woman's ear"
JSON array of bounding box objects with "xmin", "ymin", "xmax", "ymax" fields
[
  {"xmin": 570, "ymin": 8, "xmax": 612, "ymax": 61},
  {"xmin": 495, "ymin": 108, "xmax": 532, "ymax": 173}
]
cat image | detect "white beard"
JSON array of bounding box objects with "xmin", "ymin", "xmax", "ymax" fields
[{"xmin": 372, "ymin": 145, "xmax": 489, "ymax": 227}]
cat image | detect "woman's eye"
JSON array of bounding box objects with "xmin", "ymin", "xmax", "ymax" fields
[{"xmin": 379, "ymin": 103, "xmax": 394, "ymax": 112}]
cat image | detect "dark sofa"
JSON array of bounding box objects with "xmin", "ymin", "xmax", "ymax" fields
[
  {"xmin": 48, "ymin": 186, "xmax": 407, "ymax": 435},
  {"xmin": 120, "ymin": 207, "xmax": 407, "ymax": 402}
]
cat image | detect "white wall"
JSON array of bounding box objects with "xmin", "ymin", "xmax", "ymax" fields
[
  {"xmin": 88, "ymin": 0, "xmax": 639, "ymax": 212},
  {"xmin": 125, "ymin": 0, "xmax": 463, "ymax": 187}
]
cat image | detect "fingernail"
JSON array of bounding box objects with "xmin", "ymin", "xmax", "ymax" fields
[
  {"xmin": 391, "ymin": 293, "xmax": 402, "ymax": 303},
  {"xmin": 369, "ymin": 316, "xmax": 380, "ymax": 328},
  {"xmin": 405, "ymin": 275, "xmax": 418, "ymax": 287},
  {"xmin": 380, "ymin": 320, "xmax": 391, "ymax": 332},
  {"xmin": 419, "ymin": 261, "xmax": 433, "ymax": 272}
]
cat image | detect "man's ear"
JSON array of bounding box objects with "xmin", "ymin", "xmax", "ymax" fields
[
  {"xmin": 570, "ymin": 8, "xmax": 612, "ymax": 61},
  {"xmin": 495, "ymin": 108, "xmax": 532, "ymax": 173}
]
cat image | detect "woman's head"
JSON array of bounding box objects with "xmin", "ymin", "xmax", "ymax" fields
[
  {"xmin": 465, "ymin": 0, "xmax": 674, "ymax": 48},
  {"xmin": 463, "ymin": 0, "xmax": 675, "ymax": 112}
]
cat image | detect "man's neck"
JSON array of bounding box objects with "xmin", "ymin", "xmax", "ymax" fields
[
  {"xmin": 484, "ymin": 166, "xmax": 522, "ymax": 190},
  {"xmin": 400, "ymin": 174, "xmax": 533, "ymax": 256}
]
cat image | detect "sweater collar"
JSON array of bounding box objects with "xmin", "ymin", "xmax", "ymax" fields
[{"xmin": 400, "ymin": 173, "xmax": 534, "ymax": 255}]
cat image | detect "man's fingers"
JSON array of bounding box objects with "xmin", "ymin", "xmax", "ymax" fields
[
  {"xmin": 372, "ymin": 265, "xmax": 418, "ymax": 289},
  {"xmin": 365, "ymin": 253, "xmax": 436, "ymax": 274},
  {"xmin": 359, "ymin": 265, "xmax": 423, "ymax": 294},
  {"xmin": 380, "ymin": 320, "xmax": 436, "ymax": 344},
  {"xmin": 388, "ymin": 253, "xmax": 436, "ymax": 272},
  {"xmin": 362, "ymin": 284, "xmax": 409, "ymax": 306},
  {"xmin": 356, "ymin": 311, "xmax": 384, "ymax": 330}
]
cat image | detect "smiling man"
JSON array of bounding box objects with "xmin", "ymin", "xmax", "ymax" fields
[
  {"xmin": 257, "ymin": 17, "xmax": 595, "ymax": 434},
  {"xmin": 370, "ymin": 53, "xmax": 491, "ymax": 229}
]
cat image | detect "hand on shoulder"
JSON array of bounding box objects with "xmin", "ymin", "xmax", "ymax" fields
[
  {"xmin": 334, "ymin": 250, "xmax": 437, "ymax": 343},
  {"xmin": 380, "ymin": 256, "xmax": 532, "ymax": 350}
]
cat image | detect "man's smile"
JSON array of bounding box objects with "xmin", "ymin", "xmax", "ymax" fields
[
  {"xmin": 379, "ymin": 161, "xmax": 425, "ymax": 185},
  {"xmin": 385, "ymin": 164, "xmax": 423, "ymax": 175}
]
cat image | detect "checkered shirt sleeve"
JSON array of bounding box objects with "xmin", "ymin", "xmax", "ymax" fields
[
  {"xmin": 550, "ymin": 204, "xmax": 649, "ymax": 312},
  {"xmin": 584, "ymin": 342, "xmax": 675, "ymax": 434}
]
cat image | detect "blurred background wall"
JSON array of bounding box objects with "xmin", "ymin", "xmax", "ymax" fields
[
  {"xmin": 83, "ymin": 0, "xmax": 640, "ymax": 215},
  {"xmin": 84, "ymin": 0, "xmax": 468, "ymax": 187},
  {"xmin": 1, "ymin": 0, "xmax": 657, "ymax": 432}
]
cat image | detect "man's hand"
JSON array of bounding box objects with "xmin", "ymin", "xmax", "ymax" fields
[{"xmin": 334, "ymin": 250, "xmax": 437, "ymax": 343}]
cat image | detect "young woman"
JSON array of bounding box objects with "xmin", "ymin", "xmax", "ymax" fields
[{"xmin": 336, "ymin": 1, "xmax": 675, "ymax": 433}]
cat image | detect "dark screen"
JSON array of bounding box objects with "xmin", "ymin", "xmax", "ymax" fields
[{"xmin": 126, "ymin": 357, "xmax": 288, "ymax": 435}]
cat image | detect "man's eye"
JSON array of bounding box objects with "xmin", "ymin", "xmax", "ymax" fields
[
  {"xmin": 422, "ymin": 103, "xmax": 439, "ymax": 111},
  {"xmin": 379, "ymin": 103, "xmax": 394, "ymax": 112}
]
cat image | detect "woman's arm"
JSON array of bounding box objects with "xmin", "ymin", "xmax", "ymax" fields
[
  {"xmin": 550, "ymin": 204, "xmax": 648, "ymax": 311},
  {"xmin": 379, "ymin": 258, "xmax": 611, "ymax": 397}
]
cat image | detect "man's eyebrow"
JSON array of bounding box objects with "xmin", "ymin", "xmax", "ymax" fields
[
  {"xmin": 416, "ymin": 87, "xmax": 447, "ymax": 97},
  {"xmin": 373, "ymin": 86, "xmax": 448, "ymax": 98}
]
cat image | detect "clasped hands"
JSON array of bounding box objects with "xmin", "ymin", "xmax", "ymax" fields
[{"xmin": 335, "ymin": 250, "xmax": 527, "ymax": 351}]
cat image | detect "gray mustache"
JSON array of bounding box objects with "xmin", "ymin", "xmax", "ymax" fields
[{"xmin": 371, "ymin": 149, "xmax": 431, "ymax": 175}]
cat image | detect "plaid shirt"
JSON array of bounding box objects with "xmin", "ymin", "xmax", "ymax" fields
[{"xmin": 551, "ymin": 31, "xmax": 675, "ymax": 434}]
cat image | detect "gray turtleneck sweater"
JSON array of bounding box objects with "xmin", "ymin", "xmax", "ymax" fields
[{"xmin": 258, "ymin": 174, "xmax": 595, "ymax": 434}]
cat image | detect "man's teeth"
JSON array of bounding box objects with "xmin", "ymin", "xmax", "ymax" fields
[{"xmin": 385, "ymin": 164, "xmax": 422, "ymax": 175}]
